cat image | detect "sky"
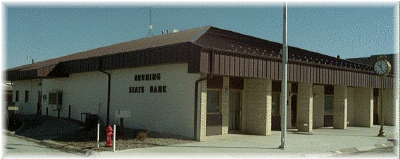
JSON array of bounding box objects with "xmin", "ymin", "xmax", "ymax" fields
[{"xmin": 3, "ymin": 2, "xmax": 399, "ymax": 69}]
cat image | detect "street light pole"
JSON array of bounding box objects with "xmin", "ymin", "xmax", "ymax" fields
[{"xmin": 279, "ymin": 1, "xmax": 288, "ymax": 149}]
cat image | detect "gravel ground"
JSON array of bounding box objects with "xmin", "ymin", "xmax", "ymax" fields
[
  {"xmin": 54, "ymin": 127, "xmax": 197, "ymax": 151},
  {"xmin": 9, "ymin": 115, "xmax": 196, "ymax": 152},
  {"xmin": 61, "ymin": 137, "xmax": 196, "ymax": 151}
]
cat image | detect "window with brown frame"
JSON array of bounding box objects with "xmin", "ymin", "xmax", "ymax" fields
[
  {"xmin": 207, "ymin": 90, "xmax": 221, "ymax": 113},
  {"xmin": 324, "ymin": 95, "xmax": 334, "ymax": 115}
]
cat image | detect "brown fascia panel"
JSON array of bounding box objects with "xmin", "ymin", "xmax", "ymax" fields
[{"xmin": 7, "ymin": 42, "xmax": 203, "ymax": 81}]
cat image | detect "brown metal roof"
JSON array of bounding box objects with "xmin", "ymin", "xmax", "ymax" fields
[
  {"xmin": 6, "ymin": 26, "xmax": 394, "ymax": 88},
  {"xmin": 8, "ymin": 26, "xmax": 210, "ymax": 72},
  {"xmin": 8, "ymin": 26, "xmax": 373, "ymax": 73}
]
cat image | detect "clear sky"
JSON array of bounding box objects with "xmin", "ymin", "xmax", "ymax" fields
[{"xmin": 4, "ymin": 2, "xmax": 399, "ymax": 69}]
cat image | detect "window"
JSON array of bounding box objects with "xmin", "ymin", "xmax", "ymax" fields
[
  {"xmin": 49, "ymin": 92, "xmax": 63, "ymax": 105},
  {"xmin": 25, "ymin": 91, "xmax": 29, "ymax": 102},
  {"xmin": 272, "ymin": 92, "xmax": 280, "ymax": 115},
  {"xmin": 324, "ymin": 95, "xmax": 334, "ymax": 115},
  {"xmin": 15, "ymin": 90, "xmax": 19, "ymax": 102},
  {"xmin": 207, "ymin": 90, "xmax": 220, "ymax": 113}
]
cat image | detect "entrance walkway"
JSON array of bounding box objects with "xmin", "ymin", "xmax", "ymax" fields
[{"xmin": 95, "ymin": 126, "xmax": 396, "ymax": 158}]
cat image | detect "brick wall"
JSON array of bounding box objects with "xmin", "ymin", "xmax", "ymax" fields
[
  {"xmin": 347, "ymin": 87, "xmax": 355, "ymax": 126},
  {"xmin": 383, "ymin": 88, "xmax": 395, "ymax": 126},
  {"xmin": 243, "ymin": 78, "xmax": 272, "ymax": 135},
  {"xmin": 354, "ymin": 87, "xmax": 373, "ymax": 127},
  {"xmin": 297, "ymin": 82, "xmax": 313, "ymax": 132},
  {"xmin": 313, "ymin": 85, "xmax": 324, "ymax": 128},
  {"xmin": 333, "ymin": 85, "xmax": 347, "ymax": 129}
]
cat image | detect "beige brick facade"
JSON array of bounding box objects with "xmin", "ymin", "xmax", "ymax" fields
[
  {"xmin": 346, "ymin": 87, "xmax": 355, "ymax": 127},
  {"xmin": 221, "ymin": 77, "xmax": 230, "ymax": 134},
  {"xmin": 313, "ymin": 85, "xmax": 324, "ymax": 128},
  {"xmin": 382, "ymin": 88, "xmax": 395, "ymax": 126},
  {"xmin": 243, "ymin": 78, "xmax": 272, "ymax": 135},
  {"xmin": 197, "ymin": 74, "xmax": 207, "ymax": 141},
  {"xmin": 196, "ymin": 76, "xmax": 391, "ymax": 140},
  {"xmin": 297, "ymin": 82, "xmax": 313, "ymax": 132},
  {"xmin": 354, "ymin": 87, "xmax": 373, "ymax": 127},
  {"xmin": 333, "ymin": 85, "xmax": 347, "ymax": 129}
]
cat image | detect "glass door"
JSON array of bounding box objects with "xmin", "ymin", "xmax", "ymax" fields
[{"xmin": 229, "ymin": 91, "xmax": 241, "ymax": 132}]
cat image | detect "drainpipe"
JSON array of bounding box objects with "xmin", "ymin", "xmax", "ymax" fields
[
  {"xmin": 99, "ymin": 70, "xmax": 111, "ymax": 126},
  {"xmin": 193, "ymin": 51, "xmax": 215, "ymax": 140}
]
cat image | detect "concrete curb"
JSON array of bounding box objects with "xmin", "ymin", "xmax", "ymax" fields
[
  {"xmin": 331, "ymin": 141, "xmax": 395, "ymax": 156},
  {"xmin": 5, "ymin": 130, "xmax": 95, "ymax": 156}
]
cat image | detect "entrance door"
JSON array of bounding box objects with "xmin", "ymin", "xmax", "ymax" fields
[
  {"xmin": 229, "ymin": 91, "xmax": 241, "ymax": 132},
  {"xmin": 291, "ymin": 94, "xmax": 297, "ymax": 127},
  {"xmin": 324, "ymin": 95, "xmax": 334, "ymax": 127}
]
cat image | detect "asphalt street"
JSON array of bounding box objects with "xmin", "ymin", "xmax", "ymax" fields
[{"xmin": 3, "ymin": 135, "xmax": 83, "ymax": 158}]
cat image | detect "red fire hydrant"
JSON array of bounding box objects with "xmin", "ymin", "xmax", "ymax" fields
[{"xmin": 105, "ymin": 125, "xmax": 113, "ymax": 147}]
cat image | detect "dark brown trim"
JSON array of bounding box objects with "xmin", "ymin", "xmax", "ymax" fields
[
  {"xmin": 197, "ymin": 50, "xmax": 394, "ymax": 88},
  {"xmin": 230, "ymin": 77, "xmax": 244, "ymax": 90},
  {"xmin": 8, "ymin": 42, "xmax": 202, "ymax": 81}
]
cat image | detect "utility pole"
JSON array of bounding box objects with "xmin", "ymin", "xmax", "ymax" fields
[{"xmin": 279, "ymin": 1, "xmax": 288, "ymax": 149}]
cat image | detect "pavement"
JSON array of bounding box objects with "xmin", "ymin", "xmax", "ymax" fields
[
  {"xmin": 92, "ymin": 126, "xmax": 397, "ymax": 158},
  {"xmin": 4, "ymin": 115, "xmax": 398, "ymax": 158},
  {"xmin": 4, "ymin": 131, "xmax": 94, "ymax": 157},
  {"xmin": 3, "ymin": 134, "xmax": 84, "ymax": 158}
]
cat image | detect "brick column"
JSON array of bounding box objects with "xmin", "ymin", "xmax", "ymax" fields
[
  {"xmin": 383, "ymin": 88, "xmax": 394, "ymax": 126},
  {"xmin": 354, "ymin": 87, "xmax": 373, "ymax": 127},
  {"xmin": 221, "ymin": 77, "xmax": 230, "ymax": 134},
  {"xmin": 297, "ymin": 82, "xmax": 313, "ymax": 132},
  {"xmin": 312, "ymin": 85, "xmax": 324, "ymax": 128},
  {"xmin": 333, "ymin": 85, "xmax": 347, "ymax": 129},
  {"xmin": 346, "ymin": 87, "xmax": 355, "ymax": 126},
  {"xmin": 197, "ymin": 74, "xmax": 207, "ymax": 141},
  {"xmin": 243, "ymin": 78, "xmax": 272, "ymax": 135}
]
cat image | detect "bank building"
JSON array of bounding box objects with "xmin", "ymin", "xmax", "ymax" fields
[{"xmin": 6, "ymin": 26, "xmax": 396, "ymax": 141}]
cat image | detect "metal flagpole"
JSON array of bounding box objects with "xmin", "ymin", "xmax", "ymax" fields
[{"xmin": 279, "ymin": 1, "xmax": 288, "ymax": 149}]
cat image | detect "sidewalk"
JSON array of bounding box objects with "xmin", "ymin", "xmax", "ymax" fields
[
  {"xmin": 5, "ymin": 123, "xmax": 397, "ymax": 158},
  {"xmin": 92, "ymin": 125, "xmax": 397, "ymax": 158}
]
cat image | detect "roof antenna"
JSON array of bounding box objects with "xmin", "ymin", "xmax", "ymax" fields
[
  {"xmin": 146, "ymin": 7, "xmax": 153, "ymax": 37},
  {"xmin": 26, "ymin": 55, "xmax": 34, "ymax": 64}
]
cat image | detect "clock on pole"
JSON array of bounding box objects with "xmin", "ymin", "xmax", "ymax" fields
[
  {"xmin": 373, "ymin": 59, "xmax": 391, "ymax": 76},
  {"xmin": 374, "ymin": 59, "xmax": 391, "ymax": 137}
]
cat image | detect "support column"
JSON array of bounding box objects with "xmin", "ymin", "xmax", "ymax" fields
[
  {"xmin": 312, "ymin": 85, "xmax": 324, "ymax": 128},
  {"xmin": 346, "ymin": 87, "xmax": 355, "ymax": 126},
  {"xmin": 333, "ymin": 85, "xmax": 347, "ymax": 129},
  {"xmin": 221, "ymin": 77, "xmax": 230, "ymax": 134},
  {"xmin": 383, "ymin": 88, "xmax": 394, "ymax": 126},
  {"xmin": 197, "ymin": 74, "xmax": 207, "ymax": 141},
  {"xmin": 354, "ymin": 87, "xmax": 373, "ymax": 127},
  {"xmin": 243, "ymin": 78, "xmax": 272, "ymax": 135},
  {"xmin": 297, "ymin": 82, "xmax": 313, "ymax": 132}
]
